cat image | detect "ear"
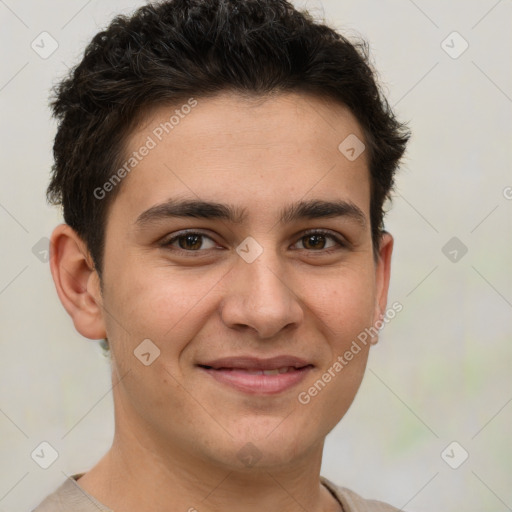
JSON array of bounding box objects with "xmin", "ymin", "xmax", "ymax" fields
[
  {"xmin": 49, "ymin": 223, "xmax": 107, "ymax": 340},
  {"xmin": 372, "ymin": 231, "xmax": 394, "ymax": 330}
]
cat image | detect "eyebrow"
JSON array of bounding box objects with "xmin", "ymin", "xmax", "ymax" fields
[{"xmin": 134, "ymin": 198, "xmax": 367, "ymax": 228}]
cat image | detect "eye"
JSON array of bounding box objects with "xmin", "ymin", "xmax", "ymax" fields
[
  {"xmin": 161, "ymin": 231, "xmax": 218, "ymax": 251},
  {"xmin": 292, "ymin": 229, "xmax": 346, "ymax": 252},
  {"xmin": 160, "ymin": 229, "xmax": 348, "ymax": 254}
]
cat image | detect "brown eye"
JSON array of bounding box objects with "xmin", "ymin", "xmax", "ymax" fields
[
  {"xmin": 301, "ymin": 233, "xmax": 328, "ymax": 250},
  {"xmin": 178, "ymin": 234, "xmax": 202, "ymax": 250},
  {"xmin": 294, "ymin": 230, "xmax": 345, "ymax": 251},
  {"xmin": 162, "ymin": 232, "xmax": 217, "ymax": 251}
]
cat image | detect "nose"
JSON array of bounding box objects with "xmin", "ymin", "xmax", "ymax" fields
[{"xmin": 219, "ymin": 250, "xmax": 304, "ymax": 339}]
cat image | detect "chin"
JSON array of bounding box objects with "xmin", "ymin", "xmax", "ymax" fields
[{"xmin": 214, "ymin": 424, "xmax": 320, "ymax": 471}]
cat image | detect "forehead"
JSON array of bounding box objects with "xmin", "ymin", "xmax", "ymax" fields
[{"xmin": 112, "ymin": 92, "xmax": 370, "ymax": 225}]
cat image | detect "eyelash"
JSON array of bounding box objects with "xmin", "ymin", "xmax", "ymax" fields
[{"xmin": 160, "ymin": 229, "xmax": 348, "ymax": 255}]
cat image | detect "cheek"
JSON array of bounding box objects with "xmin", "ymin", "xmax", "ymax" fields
[
  {"xmin": 303, "ymin": 267, "xmax": 377, "ymax": 339},
  {"xmin": 299, "ymin": 280, "xmax": 374, "ymax": 428},
  {"xmin": 102, "ymin": 263, "xmax": 227, "ymax": 364}
]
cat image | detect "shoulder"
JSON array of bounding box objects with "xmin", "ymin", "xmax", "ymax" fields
[
  {"xmin": 321, "ymin": 476, "xmax": 402, "ymax": 512},
  {"xmin": 32, "ymin": 474, "xmax": 113, "ymax": 512}
]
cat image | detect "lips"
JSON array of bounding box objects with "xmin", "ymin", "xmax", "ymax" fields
[{"xmin": 197, "ymin": 356, "xmax": 313, "ymax": 394}]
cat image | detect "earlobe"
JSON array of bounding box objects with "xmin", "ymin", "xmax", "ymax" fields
[{"xmin": 49, "ymin": 223, "xmax": 107, "ymax": 340}]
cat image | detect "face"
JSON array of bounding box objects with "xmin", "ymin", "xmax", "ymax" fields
[{"xmin": 94, "ymin": 92, "xmax": 392, "ymax": 470}]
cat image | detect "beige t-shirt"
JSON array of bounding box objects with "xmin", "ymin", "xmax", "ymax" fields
[{"xmin": 32, "ymin": 474, "xmax": 400, "ymax": 511}]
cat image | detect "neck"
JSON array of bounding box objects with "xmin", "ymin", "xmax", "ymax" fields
[{"xmin": 77, "ymin": 424, "xmax": 340, "ymax": 512}]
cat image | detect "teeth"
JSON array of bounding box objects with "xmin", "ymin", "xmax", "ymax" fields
[
  {"xmin": 260, "ymin": 367, "xmax": 297, "ymax": 375},
  {"xmin": 215, "ymin": 366, "xmax": 299, "ymax": 374}
]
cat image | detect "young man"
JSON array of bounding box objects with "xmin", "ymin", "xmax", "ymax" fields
[{"xmin": 35, "ymin": 0, "xmax": 410, "ymax": 510}]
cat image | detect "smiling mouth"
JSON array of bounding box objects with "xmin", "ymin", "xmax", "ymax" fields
[
  {"xmin": 197, "ymin": 362, "xmax": 314, "ymax": 394},
  {"xmin": 198, "ymin": 365, "xmax": 310, "ymax": 375}
]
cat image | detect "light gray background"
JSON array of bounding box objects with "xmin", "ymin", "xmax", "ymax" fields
[{"xmin": 1, "ymin": 1, "xmax": 511, "ymax": 511}]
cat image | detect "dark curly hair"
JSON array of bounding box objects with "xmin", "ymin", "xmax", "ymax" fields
[{"xmin": 47, "ymin": 0, "xmax": 410, "ymax": 279}]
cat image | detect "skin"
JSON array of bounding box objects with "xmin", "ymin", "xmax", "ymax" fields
[{"xmin": 50, "ymin": 91, "xmax": 393, "ymax": 512}]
